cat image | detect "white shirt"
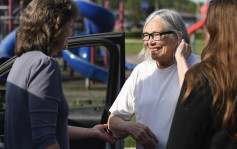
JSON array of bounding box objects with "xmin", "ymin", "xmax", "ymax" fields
[{"xmin": 110, "ymin": 54, "xmax": 200, "ymax": 149}]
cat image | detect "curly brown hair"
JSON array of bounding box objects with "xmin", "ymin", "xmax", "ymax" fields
[{"xmin": 15, "ymin": 0, "xmax": 79, "ymax": 56}]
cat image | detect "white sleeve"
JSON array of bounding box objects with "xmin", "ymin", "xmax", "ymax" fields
[
  {"xmin": 187, "ymin": 54, "xmax": 201, "ymax": 67},
  {"xmin": 109, "ymin": 71, "xmax": 136, "ymax": 121}
]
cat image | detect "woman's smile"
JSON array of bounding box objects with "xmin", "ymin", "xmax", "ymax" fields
[
  {"xmin": 150, "ymin": 47, "xmax": 162, "ymax": 53},
  {"xmin": 143, "ymin": 18, "xmax": 177, "ymax": 68}
]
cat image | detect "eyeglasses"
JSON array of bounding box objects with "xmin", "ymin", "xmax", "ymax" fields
[{"xmin": 141, "ymin": 31, "xmax": 174, "ymax": 41}]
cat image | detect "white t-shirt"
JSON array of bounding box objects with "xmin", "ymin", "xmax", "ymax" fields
[{"xmin": 110, "ymin": 54, "xmax": 200, "ymax": 149}]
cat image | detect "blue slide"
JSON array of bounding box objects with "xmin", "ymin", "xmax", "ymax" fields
[
  {"xmin": 61, "ymin": 0, "xmax": 115, "ymax": 83},
  {"xmin": 0, "ymin": 0, "xmax": 136, "ymax": 82},
  {"xmin": 0, "ymin": 28, "xmax": 17, "ymax": 64},
  {"xmin": 62, "ymin": 0, "xmax": 136, "ymax": 82},
  {"xmin": 0, "ymin": 0, "xmax": 116, "ymax": 83},
  {"xmin": 62, "ymin": 50, "xmax": 107, "ymax": 83}
]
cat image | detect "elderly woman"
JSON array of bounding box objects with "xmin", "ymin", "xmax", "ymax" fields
[
  {"xmin": 4, "ymin": 0, "xmax": 115, "ymax": 149},
  {"xmin": 108, "ymin": 9, "xmax": 200, "ymax": 149}
]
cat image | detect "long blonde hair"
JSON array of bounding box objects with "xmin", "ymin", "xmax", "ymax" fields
[{"xmin": 182, "ymin": 0, "xmax": 237, "ymax": 140}]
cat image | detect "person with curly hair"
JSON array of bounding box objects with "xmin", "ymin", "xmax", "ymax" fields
[{"xmin": 4, "ymin": 0, "xmax": 115, "ymax": 148}]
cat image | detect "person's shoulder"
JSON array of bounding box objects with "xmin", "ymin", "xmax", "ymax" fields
[
  {"xmin": 21, "ymin": 51, "xmax": 59, "ymax": 70},
  {"xmin": 188, "ymin": 53, "xmax": 200, "ymax": 61},
  {"xmin": 187, "ymin": 53, "xmax": 201, "ymax": 66}
]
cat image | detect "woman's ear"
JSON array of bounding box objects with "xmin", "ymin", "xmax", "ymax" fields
[
  {"xmin": 177, "ymin": 31, "xmax": 183, "ymax": 44},
  {"xmin": 178, "ymin": 31, "xmax": 183, "ymax": 39}
]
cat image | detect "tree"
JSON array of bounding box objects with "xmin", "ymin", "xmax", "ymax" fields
[
  {"xmin": 124, "ymin": 0, "xmax": 144, "ymax": 22},
  {"xmin": 172, "ymin": 0, "xmax": 196, "ymax": 14},
  {"xmin": 123, "ymin": 0, "xmax": 197, "ymax": 24}
]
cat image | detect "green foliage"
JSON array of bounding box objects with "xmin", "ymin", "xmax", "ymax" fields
[
  {"xmin": 122, "ymin": 0, "xmax": 198, "ymax": 23},
  {"xmin": 173, "ymin": 0, "xmax": 196, "ymax": 14},
  {"xmin": 159, "ymin": 0, "xmax": 173, "ymax": 8},
  {"xmin": 124, "ymin": 0, "xmax": 145, "ymax": 22},
  {"xmin": 125, "ymin": 31, "xmax": 141, "ymax": 38}
]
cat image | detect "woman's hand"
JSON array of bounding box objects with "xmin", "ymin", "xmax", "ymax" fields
[
  {"xmin": 175, "ymin": 39, "xmax": 191, "ymax": 87},
  {"xmin": 127, "ymin": 122, "xmax": 158, "ymax": 149},
  {"xmin": 108, "ymin": 114, "xmax": 158, "ymax": 149},
  {"xmin": 175, "ymin": 39, "xmax": 192, "ymax": 60},
  {"xmin": 92, "ymin": 124, "xmax": 116, "ymax": 144}
]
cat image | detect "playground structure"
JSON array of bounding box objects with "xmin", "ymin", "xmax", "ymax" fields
[
  {"xmin": 0, "ymin": 0, "xmax": 209, "ymax": 148},
  {"xmin": 0, "ymin": 0, "xmax": 115, "ymax": 83},
  {"xmin": 62, "ymin": 0, "xmax": 116, "ymax": 84},
  {"xmin": 188, "ymin": 0, "xmax": 209, "ymax": 53},
  {"xmin": 0, "ymin": 0, "xmax": 23, "ymax": 41},
  {"xmin": 0, "ymin": 0, "xmax": 137, "ymax": 85},
  {"xmin": 0, "ymin": 0, "xmax": 209, "ymax": 83}
]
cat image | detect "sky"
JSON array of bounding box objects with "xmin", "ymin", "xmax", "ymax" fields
[{"xmin": 190, "ymin": 0, "xmax": 208, "ymax": 3}]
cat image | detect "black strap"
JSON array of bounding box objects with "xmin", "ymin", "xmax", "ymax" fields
[{"xmin": 0, "ymin": 56, "xmax": 16, "ymax": 78}]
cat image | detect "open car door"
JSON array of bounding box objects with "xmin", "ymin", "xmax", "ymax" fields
[{"xmin": 0, "ymin": 32, "xmax": 126, "ymax": 149}]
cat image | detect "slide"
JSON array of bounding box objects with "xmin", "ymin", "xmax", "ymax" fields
[
  {"xmin": 187, "ymin": 1, "xmax": 209, "ymax": 35},
  {"xmin": 66, "ymin": 0, "xmax": 116, "ymax": 61},
  {"xmin": 0, "ymin": 28, "xmax": 17, "ymax": 64},
  {"xmin": 62, "ymin": 50, "xmax": 107, "ymax": 83},
  {"xmin": 61, "ymin": 0, "xmax": 115, "ymax": 83},
  {"xmin": 187, "ymin": 17, "xmax": 205, "ymax": 35},
  {"xmin": 0, "ymin": 0, "xmax": 135, "ymax": 82},
  {"xmin": 0, "ymin": 0, "xmax": 114, "ymax": 82}
]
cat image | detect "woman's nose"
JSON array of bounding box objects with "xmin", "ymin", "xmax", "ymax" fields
[{"xmin": 148, "ymin": 37, "xmax": 156, "ymax": 44}]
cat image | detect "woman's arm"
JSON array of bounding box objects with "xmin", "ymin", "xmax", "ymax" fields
[
  {"xmin": 175, "ymin": 39, "xmax": 192, "ymax": 88},
  {"xmin": 108, "ymin": 114, "xmax": 158, "ymax": 149},
  {"xmin": 68, "ymin": 124, "xmax": 116, "ymax": 144}
]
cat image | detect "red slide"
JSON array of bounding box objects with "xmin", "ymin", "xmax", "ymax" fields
[
  {"xmin": 187, "ymin": 1, "xmax": 209, "ymax": 35},
  {"xmin": 188, "ymin": 16, "xmax": 206, "ymax": 35}
]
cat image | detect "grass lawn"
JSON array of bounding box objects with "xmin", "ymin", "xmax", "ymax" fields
[
  {"xmin": 123, "ymin": 30, "xmax": 206, "ymax": 147},
  {"xmin": 125, "ymin": 40, "xmax": 143, "ymax": 54}
]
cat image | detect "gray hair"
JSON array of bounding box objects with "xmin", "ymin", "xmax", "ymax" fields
[{"xmin": 139, "ymin": 9, "xmax": 189, "ymax": 61}]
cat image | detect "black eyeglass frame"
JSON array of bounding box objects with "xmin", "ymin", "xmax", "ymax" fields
[{"xmin": 141, "ymin": 31, "xmax": 174, "ymax": 41}]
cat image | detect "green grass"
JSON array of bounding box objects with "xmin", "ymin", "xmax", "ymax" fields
[
  {"xmin": 124, "ymin": 116, "xmax": 136, "ymax": 147},
  {"xmin": 125, "ymin": 134, "xmax": 136, "ymax": 147},
  {"xmin": 125, "ymin": 41, "xmax": 143, "ymax": 54},
  {"xmin": 192, "ymin": 30, "xmax": 206, "ymax": 55}
]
